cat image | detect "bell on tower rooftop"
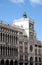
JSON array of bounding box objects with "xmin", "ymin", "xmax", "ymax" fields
[{"xmin": 23, "ymin": 12, "xmax": 27, "ymax": 18}]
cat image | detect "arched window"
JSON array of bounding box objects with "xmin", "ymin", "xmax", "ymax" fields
[
  {"xmin": 14, "ymin": 60, "xmax": 18, "ymax": 65},
  {"xmin": 1, "ymin": 46, "xmax": 2, "ymax": 55},
  {"xmin": 30, "ymin": 57, "xmax": 33, "ymax": 65},
  {"xmin": 30, "ymin": 57, "xmax": 33, "ymax": 62},
  {"xmin": 1, "ymin": 59, "xmax": 4, "ymax": 65},
  {"xmin": 10, "ymin": 60, "xmax": 13, "ymax": 65},
  {"xmin": 3, "ymin": 34, "xmax": 4, "ymax": 42},
  {"xmin": 14, "ymin": 36, "xmax": 15, "ymax": 44},
  {"xmin": 3, "ymin": 46, "xmax": 5, "ymax": 56},
  {"xmin": 8, "ymin": 35, "xmax": 9, "ymax": 43},
  {"xmin": 16, "ymin": 36, "xmax": 18, "ymax": 44},
  {"xmin": 8, "ymin": 47, "xmax": 9, "ymax": 56},
  {"xmin": 1, "ymin": 33, "xmax": 2, "ymax": 42},
  {"xmin": 39, "ymin": 57, "xmax": 41, "ymax": 62},
  {"xmin": 5, "ymin": 60, "xmax": 9, "ymax": 65},
  {"xmin": 10, "ymin": 35, "xmax": 11, "ymax": 43},
  {"xmin": 6, "ymin": 47, "xmax": 7, "ymax": 56},
  {"xmin": 6, "ymin": 34, "xmax": 7, "ymax": 43},
  {"xmin": 30, "ymin": 45, "xmax": 33, "ymax": 52},
  {"xmin": 12, "ymin": 36, "xmax": 13, "ymax": 43},
  {"xmin": 35, "ymin": 57, "xmax": 37, "ymax": 62}
]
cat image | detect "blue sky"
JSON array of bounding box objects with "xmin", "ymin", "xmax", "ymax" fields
[{"xmin": 0, "ymin": 0, "xmax": 42, "ymax": 41}]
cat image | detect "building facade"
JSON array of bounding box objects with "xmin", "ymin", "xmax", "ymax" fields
[
  {"xmin": 13, "ymin": 12, "xmax": 42, "ymax": 65},
  {"xmin": 0, "ymin": 21, "xmax": 18, "ymax": 65},
  {"xmin": 0, "ymin": 12, "xmax": 42, "ymax": 65}
]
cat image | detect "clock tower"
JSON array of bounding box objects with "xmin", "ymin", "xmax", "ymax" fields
[
  {"xmin": 13, "ymin": 12, "xmax": 35, "ymax": 65},
  {"xmin": 13, "ymin": 12, "xmax": 34, "ymax": 39}
]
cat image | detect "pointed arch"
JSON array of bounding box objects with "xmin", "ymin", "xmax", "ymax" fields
[
  {"xmin": 5, "ymin": 60, "xmax": 9, "ymax": 65},
  {"xmin": 1, "ymin": 59, "xmax": 4, "ymax": 65},
  {"xmin": 10, "ymin": 60, "xmax": 13, "ymax": 65},
  {"xmin": 14, "ymin": 60, "xmax": 18, "ymax": 65}
]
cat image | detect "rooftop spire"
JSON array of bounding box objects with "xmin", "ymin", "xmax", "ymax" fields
[{"xmin": 23, "ymin": 12, "xmax": 27, "ymax": 18}]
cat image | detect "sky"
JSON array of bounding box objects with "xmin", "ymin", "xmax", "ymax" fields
[{"xmin": 0, "ymin": 0, "xmax": 42, "ymax": 41}]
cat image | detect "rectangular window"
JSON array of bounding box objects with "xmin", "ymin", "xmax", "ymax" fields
[
  {"xmin": 20, "ymin": 55, "xmax": 23, "ymax": 60},
  {"xmin": 39, "ymin": 57, "xmax": 41, "ymax": 62},
  {"xmin": 1, "ymin": 33, "xmax": 2, "ymax": 42},
  {"xmin": 0, "ymin": 47, "xmax": 1, "ymax": 55},
  {"xmin": 35, "ymin": 49, "xmax": 37, "ymax": 55},
  {"xmin": 19, "ymin": 46, "xmax": 23, "ymax": 52},
  {"xmin": 35, "ymin": 57, "xmax": 37, "ymax": 62},
  {"xmin": 38, "ymin": 49, "xmax": 41, "ymax": 55},
  {"xmin": 25, "ymin": 55, "xmax": 28, "ymax": 61}
]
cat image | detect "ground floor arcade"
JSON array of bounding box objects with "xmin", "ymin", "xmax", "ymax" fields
[{"xmin": 0, "ymin": 59, "xmax": 18, "ymax": 65}]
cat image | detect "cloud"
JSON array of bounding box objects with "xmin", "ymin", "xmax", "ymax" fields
[
  {"xmin": 29, "ymin": 0, "xmax": 42, "ymax": 5},
  {"xmin": 9, "ymin": 0, "xmax": 24, "ymax": 4}
]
